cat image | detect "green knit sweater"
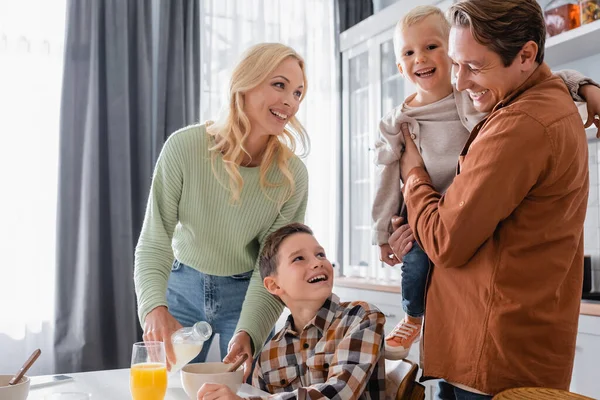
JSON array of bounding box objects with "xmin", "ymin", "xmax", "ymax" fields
[{"xmin": 134, "ymin": 124, "xmax": 308, "ymax": 354}]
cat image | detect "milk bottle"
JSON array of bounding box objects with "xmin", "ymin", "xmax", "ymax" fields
[{"xmin": 170, "ymin": 321, "xmax": 212, "ymax": 372}]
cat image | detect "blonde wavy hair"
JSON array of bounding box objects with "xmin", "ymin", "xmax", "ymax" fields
[
  {"xmin": 206, "ymin": 43, "xmax": 309, "ymax": 205},
  {"xmin": 393, "ymin": 5, "xmax": 450, "ymax": 63}
]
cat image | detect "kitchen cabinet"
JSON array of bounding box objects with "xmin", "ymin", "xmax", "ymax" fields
[
  {"xmin": 571, "ymin": 314, "xmax": 600, "ymax": 399},
  {"xmin": 545, "ymin": 20, "xmax": 600, "ymax": 67},
  {"xmin": 333, "ymin": 285, "xmax": 438, "ymax": 398}
]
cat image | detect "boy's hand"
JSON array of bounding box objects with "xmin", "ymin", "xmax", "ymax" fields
[
  {"xmin": 224, "ymin": 331, "xmax": 253, "ymax": 381},
  {"xmin": 388, "ymin": 216, "xmax": 414, "ymax": 260},
  {"xmin": 579, "ymin": 84, "xmax": 600, "ymax": 137},
  {"xmin": 197, "ymin": 383, "xmax": 243, "ymax": 400},
  {"xmin": 399, "ymin": 123, "xmax": 425, "ymax": 182},
  {"xmin": 379, "ymin": 243, "xmax": 400, "ymax": 266}
]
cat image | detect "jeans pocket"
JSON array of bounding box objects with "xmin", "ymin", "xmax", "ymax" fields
[
  {"xmin": 171, "ymin": 260, "xmax": 183, "ymax": 272},
  {"xmin": 230, "ymin": 270, "xmax": 253, "ymax": 280}
]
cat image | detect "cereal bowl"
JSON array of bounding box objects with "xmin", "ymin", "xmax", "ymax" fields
[
  {"xmin": 181, "ymin": 362, "xmax": 243, "ymax": 399},
  {"xmin": 0, "ymin": 374, "xmax": 30, "ymax": 400}
]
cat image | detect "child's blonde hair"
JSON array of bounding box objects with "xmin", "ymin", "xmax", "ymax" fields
[
  {"xmin": 393, "ymin": 5, "xmax": 450, "ymax": 63},
  {"xmin": 206, "ymin": 43, "xmax": 309, "ymax": 206}
]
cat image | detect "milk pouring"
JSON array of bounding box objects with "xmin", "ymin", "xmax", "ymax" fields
[{"xmin": 171, "ymin": 321, "xmax": 212, "ymax": 372}]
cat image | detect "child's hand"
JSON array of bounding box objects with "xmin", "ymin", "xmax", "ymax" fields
[
  {"xmin": 197, "ymin": 383, "xmax": 243, "ymax": 400},
  {"xmin": 580, "ymin": 84, "xmax": 600, "ymax": 137},
  {"xmin": 379, "ymin": 243, "xmax": 400, "ymax": 266}
]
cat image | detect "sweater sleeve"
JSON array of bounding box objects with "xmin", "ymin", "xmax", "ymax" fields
[
  {"xmin": 235, "ymin": 160, "xmax": 309, "ymax": 356},
  {"xmin": 134, "ymin": 135, "xmax": 184, "ymax": 325},
  {"xmin": 553, "ymin": 69, "xmax": 600, "ymax": 102},
  {"xmin": 372, "ymin": 109, "xmax": 409, "ymax": 245}
]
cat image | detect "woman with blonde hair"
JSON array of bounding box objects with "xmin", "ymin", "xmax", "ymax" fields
[{"xmin": 134, "ymin": 42, "xmax": 309, "ymax": 376}]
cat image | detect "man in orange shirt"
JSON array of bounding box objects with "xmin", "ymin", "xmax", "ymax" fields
[{"xmin": 392, "ymin": 0, "xmax": 600, "ymax": 398}]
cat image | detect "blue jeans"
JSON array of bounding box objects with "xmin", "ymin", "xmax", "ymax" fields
[
  {"xmin": 401, "ymin": 241, "xmax": 430, "ymax": 318},
  {"xmin": 166, "ymin": 260, "xmax": 254, "ymax": 362},
  {"xmin": 437, "ymin": 381, "xmax": 493, "ymax": 400}
]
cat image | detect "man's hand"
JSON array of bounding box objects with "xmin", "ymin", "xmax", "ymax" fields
[
  {"xmin": 399, "ymin": 123, "xmax": 425, "ymax": 182},
  {"xmin": 388, "ymin": 216, "xmax": 414, "ymax": 260},
  {"xmin": 379, "ymin": 243, "xmax": 400, "ymax": 266},
  {"xmin": 197, "ymin": 383, "xmax": 243, "ymax": 400},
  {"xmin": 579, "ymin": 84, "xmax": 600, "ymax": 137},
  {"xmin": 143, "ymin": 306, "xmax": 183, "ymax": 371},
  {"xmin": 224, "ymin": 331, "xmax": 253, "ymax": 381}
]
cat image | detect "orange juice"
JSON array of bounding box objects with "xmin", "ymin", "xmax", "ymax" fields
[{"xmin": 130, "ymin": 362, "xmax": 167, "ymax": 400}]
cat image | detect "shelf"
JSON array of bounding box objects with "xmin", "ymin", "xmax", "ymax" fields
[
  {"xmin": 335, "ymin": 277, "xmax": 600, "ymax": 316},
  {"xmin": 335, "ymin": 276, "xmax": 401, "ymax": 294},
  {"xmin": 545, "ymin": 20, "xmax": 600, "ymax": 66},
  {"xmin": 580, "ymin": 301, "xmax": 600, "ymax": 317}
]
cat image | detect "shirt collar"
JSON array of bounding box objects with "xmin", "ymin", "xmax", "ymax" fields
[
  {"xmin": 272, "ymin": 294, "xmax": 341, "ymax": 341},
  {"xmin": 493, "ymin": 62, "xmax": 552, "ymax": 112}
]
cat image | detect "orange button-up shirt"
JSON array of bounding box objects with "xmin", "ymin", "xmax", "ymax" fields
[{"xmin": 404, "ymin": 63, "xmax": 588, "ymax": 395}]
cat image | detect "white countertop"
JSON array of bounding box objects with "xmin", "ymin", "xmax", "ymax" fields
[{"xmin": 28, "ymin": 368, "xmax": 269, "ymax": 400}]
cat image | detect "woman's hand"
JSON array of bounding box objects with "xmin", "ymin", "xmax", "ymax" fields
[
  {"xmin": 143, "ymin": 306, "xmax": 183, "ymax": 371},
  {"xmin": 197, "ymin": 383, "xmax": 243, "ymax": 400},
  {"xmin": 388, "ymin": 216, "xmax": 414, "ymax": 261},
  {"xmin": 580, "ymin": 84, "xmax": 600, "ymax": 137},
  {"xmin": 224, "ymin": 331, "xmax": 253, "ymax": 381}
]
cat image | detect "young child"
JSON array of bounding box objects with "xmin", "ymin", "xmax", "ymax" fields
[
  {"xmin": 372, "ymin": 5, "xmax": 598, "ymax": 360},
  {"xmin": 197, "ymin": 223, "xmax": 386, "ymax": 400}
]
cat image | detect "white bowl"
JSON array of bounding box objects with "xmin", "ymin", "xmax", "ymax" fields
[
  {"xmin": 0, "ymin": 374, "xmax": 30, "ymax": 400},
  {"xmin": 181, "ymin": 362, "xmax": 243, "ymax": 399}
]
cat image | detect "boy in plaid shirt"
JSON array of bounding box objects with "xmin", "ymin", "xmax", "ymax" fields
[{"xmin": 197, "ymin": 223, "xmax": 386, "ymax": 399}]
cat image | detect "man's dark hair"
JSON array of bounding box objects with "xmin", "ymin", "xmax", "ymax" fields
[{"xmin": 447, "ymin": 0, "xmax": 546, "ymax": 66}]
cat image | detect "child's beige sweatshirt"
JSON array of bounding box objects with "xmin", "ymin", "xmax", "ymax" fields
[{"xmin": 372, "ymin": 71, "xmax": 593, "ymax": 245}]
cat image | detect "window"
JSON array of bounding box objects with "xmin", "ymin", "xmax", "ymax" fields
[
  {"xmin": 0, "ymin": 0, "xmax": 66, "ymax": 373},
  {"xmin": 342, "ymin": 36, "xmax": 403, "ymax": 282}
]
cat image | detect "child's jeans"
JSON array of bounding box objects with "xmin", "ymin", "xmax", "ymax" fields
[{"xmin": 401, "ymin": 241, "xmax": 430, "ymax": 318}]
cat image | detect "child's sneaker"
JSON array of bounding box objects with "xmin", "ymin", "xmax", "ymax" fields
[{"xmin": 385, "ymin": 316, "xmax": 422, "ymax": 360}]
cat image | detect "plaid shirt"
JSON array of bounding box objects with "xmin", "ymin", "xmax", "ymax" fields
[{"xmin": 249, "ymin": 294, "xmax": 386, "ymax": 399}]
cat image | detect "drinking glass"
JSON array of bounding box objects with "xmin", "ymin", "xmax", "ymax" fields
[{"xmin": 130, "ymin": 341, "xmax": 168, "ymax": 400}]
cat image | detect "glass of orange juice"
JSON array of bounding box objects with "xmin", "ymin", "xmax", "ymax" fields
[{"xmin": 130, "ymin": 341, "xmax": 168, "ymax": 400}]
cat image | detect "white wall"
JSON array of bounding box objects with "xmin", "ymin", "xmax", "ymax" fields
[{"xmin": 555, "ymin": 53, "xmax": 600, "ymax": 292}]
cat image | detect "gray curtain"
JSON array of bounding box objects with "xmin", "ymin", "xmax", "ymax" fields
[
  {"xmin": 337, "ymin": 0, "xmax": 373, "ymax": 32},
  {"xmin": 153, "ymin": 0, "xmax": 200, "ymax": 158},
  {"xmin": 54, "ymin": 0, "xmax": 200, "ymax": 373}
]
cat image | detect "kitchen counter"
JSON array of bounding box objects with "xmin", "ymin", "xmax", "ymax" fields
[
  {"xmin": 335, "ymin": 277, "xmax": 600, "ymax": 317},
  {"xmin": 580, "ymin": 301, "xmax": 600, "ymax": 317},
  {"xmin": 28, "ymin": 368, "xmax": 268, "ymax": 400}
]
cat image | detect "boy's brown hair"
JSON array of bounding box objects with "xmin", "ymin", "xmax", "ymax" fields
[{"xmin": 259, "ymin": 223, "xmax": 313, "ymax": 280}]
